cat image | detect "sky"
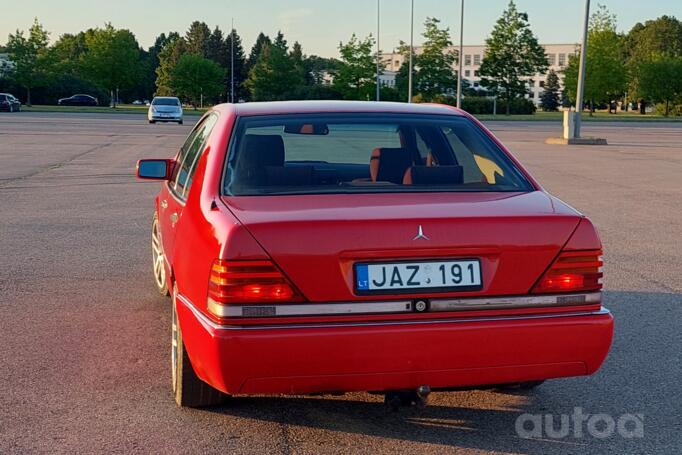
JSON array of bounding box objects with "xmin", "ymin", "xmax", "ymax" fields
[{"xmin": 1, "ymin": 0, "xmax": 680, "ymax": 57}]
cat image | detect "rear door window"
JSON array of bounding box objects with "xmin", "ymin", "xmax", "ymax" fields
[{"xmin": 172, "ymin": 113, "xmax": 219, "ymax": 198}]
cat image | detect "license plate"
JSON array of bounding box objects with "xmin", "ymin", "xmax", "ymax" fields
[{"xmin": 355, "ymin": 259, "xmax": 482, "ymax": 293}]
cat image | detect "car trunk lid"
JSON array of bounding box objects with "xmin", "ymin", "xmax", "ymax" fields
[{"xmin": 222, "ymin": 191, "xmax": 582, "ymax": 302}]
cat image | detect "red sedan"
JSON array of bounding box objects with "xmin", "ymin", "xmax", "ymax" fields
[{"xmin": 137, "ymin": 101, "xmax": 613, "ymax": 408}]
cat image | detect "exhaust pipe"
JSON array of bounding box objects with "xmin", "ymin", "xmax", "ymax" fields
[{"xmin": 384, "ymin": 385, "xmax": 431, "ymax": 411}]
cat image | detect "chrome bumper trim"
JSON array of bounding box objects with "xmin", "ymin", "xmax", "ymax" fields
[
  {"xmin": 207, "ymin": 297, "xmax": 414, "ymax": 318},
  {"xmin": 177, "ymin": 293, "xmax": 610, "ymax": 332},
  {"xmin": 207, "ymin": 292, "xmax": 601, "ymax": 319},
  {"xmin": 430, "ymin": 292, "xmax": 602, "ymax": 311}
]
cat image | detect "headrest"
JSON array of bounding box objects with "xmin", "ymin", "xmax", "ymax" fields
[
  {"xmin": 370, "ymin": 148, "xmax": 413, "ymax": 184},
  {"xmin": 241, "ymin": 135, "xmax": 285, "ymax": 167},
  {"xmin": 237, "ymin": 135, "xmax": 286, "ymax": 184},
  {"xmin": 403, "ymin": 165, "xmax": 464, "ymax": 185}
]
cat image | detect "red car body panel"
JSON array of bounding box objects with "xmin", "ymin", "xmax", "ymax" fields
[{"xmin": 144, "ymin": 101, "xmax": 613, "ymax": 396}]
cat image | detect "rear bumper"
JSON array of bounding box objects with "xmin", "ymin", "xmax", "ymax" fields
[
  {"xmin": 176, "ymin": 296, "xmax": 613, "ymax": 395},
  {"xmin": 149, "ymin": 113, "xmax": 183, "ymax": 121}
]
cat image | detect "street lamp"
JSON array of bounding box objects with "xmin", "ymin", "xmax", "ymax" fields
[
  {"xmin": 376, "ymin": 0, "xmax": 381, "ymax": 102},
  {"xmin": 408, "ymin": 0, "xmax": 414, "ymax": 103},
  {"xmin": 456, "ymin": 0, "xmax": 464, "ymax": 109},
  {"xmin": 231, "ymin": 18, "xmax": 235, "ymax": 104},
  {"xmin": 574, "ymin": 0, "xmax": 590, "ymax": 138}
]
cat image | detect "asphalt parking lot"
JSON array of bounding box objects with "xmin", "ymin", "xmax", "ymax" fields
[{"xmin": 1, "ymin": 112, "xmax": 680, "ymax": 454}]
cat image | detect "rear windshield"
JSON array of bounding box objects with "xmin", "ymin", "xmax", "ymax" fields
[
  {"xmin": 153, "ymin": 98, "xmax": 180, "ymax": 106},
  {"xmin": 223, "ymin": 114, "xmax": 533, "ymax": 196}
]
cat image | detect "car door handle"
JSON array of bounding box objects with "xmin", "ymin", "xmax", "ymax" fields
[
  {"xmin": 170, "ymin": 212, "xmax": 178, "ymax": 226},
  {"xmin": 160, "ymin": 200, "xmax": 168, "ymax": 210}
]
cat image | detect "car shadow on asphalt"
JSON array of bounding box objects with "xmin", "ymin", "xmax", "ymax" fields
[{"xmin": 204, "ymin": 388, "xmax": 596, "ymax": 453}]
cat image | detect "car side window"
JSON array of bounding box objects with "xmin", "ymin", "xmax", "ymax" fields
[
  {"xmin": 171, "ymin": 117, "xmax": 208, "ymax": 183},
  {"xmin": 172, "ymin": 113, "xmax": 219, "ymax": 199}
]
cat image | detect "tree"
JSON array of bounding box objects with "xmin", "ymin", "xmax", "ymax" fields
[
  {"xmin": 140, "ymin": 32, "xmax": 179, "ymax": 99},
  {"xmin": 626, "ymin": 16, "xmax": 682, "ymax": 62},
  {"xmin": 247, "ymin": 32, "xmax": 271, "ymax": 70},
  {"xmin": 479, "ymin": 1, "xmax": 548, "ymax": 114},
  {"xmin": 563, "ymin": 5, "xmax": 627, "ymax": 114},
  {"xmin": 155, "ymin": 36, "xmax": 186, "ymax": 96},
  {"xmin": 245, "ymin": 32, "xmax": 304, "ymax": 101},
  {"xmin": 171, "ymin": 53, "xmax": 224, "ymax": 108},
  {"xmin": 185, "ymin": 21, "xmax": 211, "ymax": 57},
  {"xmin": 539, "ymin": 69, "xmax": 561, "ymax": 111},
  {"xmin": 626, "ymin": 16, "xmax": 682, "ymax": 113},
  {"xmin": 5, "ymin": 18, "xmax": 52, "ymax": 105},
  {"xmin": 394, "ymin": 57, "xmax": 412, "ymax": 101},
  {"xmin": 49, "ymin": 30, "xmax": 108, "ymax": 103},
  {"xmin": 303, "ymin": 55, "xmax": 341, "ymax": 86},
  {"xmin": 637, "ymin": 57, "xmax": 682, "ymax": 116},
  {"xmin": 290, "ymin": 41, "xmax": 308, "ymax": 85},
  {"xmin": 81, "ymin": 24, "xmax": 141, "ymax": 107},
  {"xmin": 334, "ymin": 34, "xmax": 378, "ymax": 100},
  {"xmin": 412, "ymin": 18, "xmax": 458, "ymax": 101},
  {"xmin": 50, "ymin": 32, "xmax": 88, "ymax": 72},
  {"xmin": 206, "ymin": 27, "xmax": 228, "ymax": 65}
]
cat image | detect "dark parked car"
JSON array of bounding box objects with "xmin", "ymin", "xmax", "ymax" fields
[
  {"xmin": 0, "ymin": 93, "xmax": 21, "ymax": 112},
  {"xmin": 57, "ymin": 94, "xmax": 99, "ymax": 107}
]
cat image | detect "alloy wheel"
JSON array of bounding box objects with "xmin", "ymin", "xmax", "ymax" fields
[{"xmin": 151, "ymin": 218, "xmax": 166, "ymax": 290}]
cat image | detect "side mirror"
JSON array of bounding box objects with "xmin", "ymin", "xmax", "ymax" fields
[{"xmin": 136, "ymin": 159, "xmax": 174, "ymax": 180}]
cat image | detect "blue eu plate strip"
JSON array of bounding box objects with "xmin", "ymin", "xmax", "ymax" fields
[{"xmin": 356, "ymin": 265, "xmax": 369, "ymax": 291}]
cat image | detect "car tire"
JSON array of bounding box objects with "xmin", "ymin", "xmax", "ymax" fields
[
  {"xmin": 151, "ymin": 214, "xmax": 169, "ymax": 296},
  {"xmin": 178, "ymin": 120, "xmax": 183, "ymax": 125},
  {"xmin": 172, "ymin": 285, "xmax": 225, "ymax": 408},
  {"xmin": 9, "ymin": 105, "xmax": 13, "ymax": 113},
  {"xmin": 149, "ymin": 120, "xmax": 155, "ymax": 124}
]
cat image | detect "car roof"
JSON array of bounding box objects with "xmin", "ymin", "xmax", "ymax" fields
[
  {"xmin": 153, "ymin": 96, "xmax": 180, "ymax": 100},
  {"xmin": 213, "ymin": 100, "xmax": 464, "ymax": 117}
]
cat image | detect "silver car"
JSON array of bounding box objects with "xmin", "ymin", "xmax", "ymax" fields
[{"xmin": 148, "ymin": 97, "xmax": 183, "ymax": 124}]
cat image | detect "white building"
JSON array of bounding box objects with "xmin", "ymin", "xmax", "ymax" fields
[
  {"xmin": 381, "ymin": 43, "xmax": 579, "ymax": 105},
  {"xmin": 0, "ymin": 53, "xmax": 14, "ymax": 76}
]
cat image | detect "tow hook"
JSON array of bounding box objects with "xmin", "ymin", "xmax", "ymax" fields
[{"xmin": 385, "ymin": 385, "xmax": 431, "ymax": 411}]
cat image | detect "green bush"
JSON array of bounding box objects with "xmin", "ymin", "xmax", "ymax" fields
[{"xmin": 654, "ymin": 102, "xmax": 682, "ymax": 116}]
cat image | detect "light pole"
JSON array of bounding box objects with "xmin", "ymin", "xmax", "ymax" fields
[
  {"xmin": 376, "ymin": 0, "xmax": 381, "ymax": 101},
  {"xmin": 231, "ymin": 18, "xmax": 235, "ymax": 103},
  {"xmin": 574, "ymin": 0, "xmax": 590, "ymax": 138},
  {"xmin": 456, "ymin": 0, "xmax": 464, "ymax": 109},
  {"xmin": 408, "ymin": 0, "xmax": 414, "ymax": 103}
]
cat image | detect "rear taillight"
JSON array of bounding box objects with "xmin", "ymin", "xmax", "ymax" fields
[
  {"xmin": 207, "ymin": 260, "xmax": 302, "ymax": 307},
  {"xmin": 532, "ymin": 250, "xmax": 603, "ymax": 294}
]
